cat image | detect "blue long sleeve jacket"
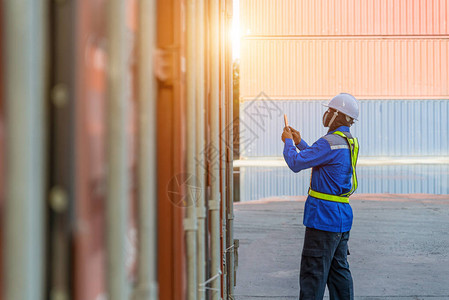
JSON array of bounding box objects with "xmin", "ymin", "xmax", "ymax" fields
[{"xmin": 283, "ymin": 125, "xmax": 354, "ymax": 233}]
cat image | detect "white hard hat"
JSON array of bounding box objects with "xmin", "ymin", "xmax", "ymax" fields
[{"xmin": 323, "ymin": 93, "xmax": 359, "ymax": 120}]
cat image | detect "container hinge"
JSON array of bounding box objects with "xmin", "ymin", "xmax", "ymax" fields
[
  {"xmin": 51, "ymin": 84, "xmax": 69, "ymax": 108},
  {"xmin": 183, "ymin": 218, "xmax": 198, "ymax": 231},
  {"xmin": 196, "ymin": 206, "xmax": 206, "ymax": 218},
  {"xmin": 49, "ymin": 185, "xmax": 69, "ymax": 213},
  {"xmin": 154, "ymin": 45, "xmax": 179, "ymax": 86},
  {"xmin": 208, "ymin": 199, "xmax": 220, "ymax": 211},
  {"xmin": 131, "ymin": 282, "xmax": 159, "ymax": 300}
]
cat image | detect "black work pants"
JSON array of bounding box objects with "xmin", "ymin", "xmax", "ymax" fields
[{"xmin": 299, "ymin": 227, "xmax": 353, "ymax": 300}]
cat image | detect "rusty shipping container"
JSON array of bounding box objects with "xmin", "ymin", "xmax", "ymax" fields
[
  {"xmin": 156, "ymin": 0, "xmax": 187, "ymax": 298},
  {"xmin": 1, "ymin": 0, "xmax": 236, "ymax": 299},
  {"xmin": 72, "ymin": 0, "xmax": 139, "ymax": 299}
]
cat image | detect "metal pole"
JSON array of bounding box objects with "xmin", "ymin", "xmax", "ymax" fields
[
  {"xmin": 133, "ymin": 0, "xmax": 158, "ymax": 299},
  {"xmin": 195, "ymin": 0, "xmax": 207, "ymax": 299},
  {"xmin": 209, "ymin": 0, "xmax": 222, "ymax": 298},
  {"xmin": 106, "ymin": 0, "xmax": 129, "ymax": 299},
  {"xmin": 4, "ymin": 1, "xmax": 47, "ymax": 299},
  {"xmin": 225, "ymin": 0, "xmax": 235, "ymax": 296},
  {"xmin": 219, "ymin": 0, "xmax": 228, "ymax": 297},
  {"xmin": 185, "ymin": 0, "xmax": 198, "ymax": 299}
]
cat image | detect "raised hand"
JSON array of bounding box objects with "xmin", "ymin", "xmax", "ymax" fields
[
  {"xmin": 281, "ymin": 126, "xmax": 293, "ymax": 143},
  {"xmin": 288, "ymin": 126, "xmax": 301, "ymax": 145}
]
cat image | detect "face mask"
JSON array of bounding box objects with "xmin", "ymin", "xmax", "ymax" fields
[{"xmin": 322, "ymin": 109, "xmax": 339, "ymax": 127}]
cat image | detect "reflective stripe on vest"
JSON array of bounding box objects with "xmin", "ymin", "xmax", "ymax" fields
[
  {"xmin": 308, "ymin": 131, "xmax": 359, "ymax": 203},
  {"xmin": 308, "ymin": 188, "xmax": 349, "ymax": 204}
]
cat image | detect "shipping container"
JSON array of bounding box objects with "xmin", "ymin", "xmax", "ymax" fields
[
  {"xmin": 239, "ymin": 0, "xmax": 449, "ymax": 197},
  {"xmin": 155, "ymin": 0, "xmax": 187, "ymax": 298},
  {"xmin": 240, "ymin": 38, "xmax": 449, "ymax": 99},
  {"xmin": 2, "ymin": 2, "xmax": 47, "ymax": 299},
  {"xmin": 71, "ymin": 0, "xmax": 139, "ymax": 299},
  {"xmin": 239, "ymin": 99, "xmax": 449, "ymax": 157},
  {"xmin": 241, "ymin": 0, "xmax": 449, "ymax": 36},
  {"xmin": 1, "ymin": 0, "xmax": 236, "ymax": 299},
  {"xmin": 239, "ymin": 163, "xmax": 449, "ymax": 201},
  {"xmin": 0, "ymin": 1, "xmax": 4, "ymax": 295}
]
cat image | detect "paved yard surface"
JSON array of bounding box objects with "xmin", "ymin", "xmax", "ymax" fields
[{"xmin": 233, "ymin": 194, "xmax": 449, "ymax": 300}]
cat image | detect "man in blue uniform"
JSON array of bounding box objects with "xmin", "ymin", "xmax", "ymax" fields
[{"xmin": 281, "ymin": 93, "xmax": 360, "ymax": 300}]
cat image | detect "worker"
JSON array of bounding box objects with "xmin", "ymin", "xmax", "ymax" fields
[{"xmin": 281, "ymin": 93, "xmax": 360, "ymax": 300}]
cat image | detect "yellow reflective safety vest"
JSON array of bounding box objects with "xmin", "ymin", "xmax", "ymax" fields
[{"xmin": 308, "ymin": 131, "xmax": 359, "ymax": 203}]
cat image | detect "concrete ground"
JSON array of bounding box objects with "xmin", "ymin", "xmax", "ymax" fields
[{"xmin": 233, "ymin": 194, "xmax": 449, "ymax": 300}]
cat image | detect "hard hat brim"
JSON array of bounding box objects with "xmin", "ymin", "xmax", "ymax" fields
[{"xmin": 321, "ymin": 103, "xmax": 358, "ymax": 120}]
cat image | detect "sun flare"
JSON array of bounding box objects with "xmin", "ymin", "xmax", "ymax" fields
[{"xmin": 231, "ymin": 0, "xmax": 240, "ymax": 59}]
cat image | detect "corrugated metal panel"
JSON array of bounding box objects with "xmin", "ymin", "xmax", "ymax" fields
[
  {"xmin": 240, "ymin": 38, "xmax": 449, "ymax": 99},
  {"xmin": 239, "ymin": 99, "xmax": 449, "ymax": 157},
  {"xmin": 155, "ymin": 0, "xmax": 187, "ymax": 298},
  {"xmin": 240, "ymin": 0, "xmax": 449, "ymax": 36},
  {"xmin": 73, "ymin": 0, "xmax": 139, "ymax": 298},
  {"xmin": 239, "ymin": 164, "xmax": 449, "ymax": 201}
]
